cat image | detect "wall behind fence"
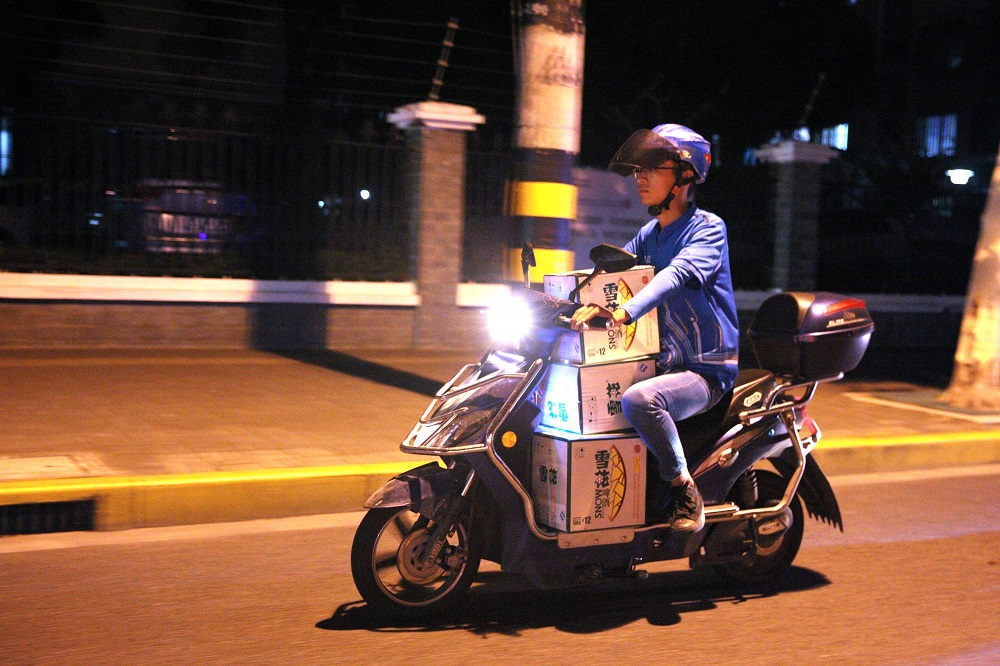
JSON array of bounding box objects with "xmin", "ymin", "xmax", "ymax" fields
[{"xmin": 0, "ymin": 273, "xmax": 965, "ymax": 386}]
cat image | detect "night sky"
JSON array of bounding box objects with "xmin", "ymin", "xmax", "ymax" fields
[{"xmin": 324, "ymin": 0, "xmax": 876, "ymax": 166}]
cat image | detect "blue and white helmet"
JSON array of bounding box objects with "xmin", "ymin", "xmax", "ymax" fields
[{"xmin": 609, "ymin": 123, "xmax": 712, "ymax": 184}]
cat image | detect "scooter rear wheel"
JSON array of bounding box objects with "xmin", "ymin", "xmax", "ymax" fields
[
  {"xmin": 713, "ymin": 470, "xmax": 805, "ymax": 584},
  {"xmin": 351, "ymin": 506, "xmax": 482, "ymax": 617}
]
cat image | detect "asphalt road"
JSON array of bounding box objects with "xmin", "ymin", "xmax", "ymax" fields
[{"xmin": 2, "ymin": 466, "xmax": 998, "ymax": 666}]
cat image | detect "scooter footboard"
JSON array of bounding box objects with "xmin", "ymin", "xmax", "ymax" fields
[{"xmin": 363, "ymin": 462, "xmax": 469, "ymax": 518}]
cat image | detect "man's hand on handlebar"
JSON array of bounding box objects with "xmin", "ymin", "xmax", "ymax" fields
[{"xmin": 570, "ymin": 304, "xmax": 632, "ymax": 331}]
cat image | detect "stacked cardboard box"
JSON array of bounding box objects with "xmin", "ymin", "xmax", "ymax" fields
[
  {"xmin": 530, "ymin": 266, "xmax": 661, "ymax": 532},
  {"xmin": 543, "ymin": 267, "xmax": 659, "ymax": 365},
  {"xmin": 534, "ymin": 357, "xmax": 654, "ymax": 435},
  {"xmin": 533, "ymin": 428, "xmax": 647, "ymax": 532}
]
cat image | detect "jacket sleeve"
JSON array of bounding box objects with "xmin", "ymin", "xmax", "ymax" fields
[{"xmin": 620, "ymin": 217, "xmax": 726, "ymax": 321}]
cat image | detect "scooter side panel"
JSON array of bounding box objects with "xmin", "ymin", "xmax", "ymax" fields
[
  {"xmin": 689, "ymin": 419, "xmax": 790, "ymax": 505},
  {"xmin": 467, "ymin": 451, "xmax": 703, "ymax": 587}
]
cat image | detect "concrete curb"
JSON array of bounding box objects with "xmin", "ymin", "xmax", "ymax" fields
[
  {"xmin": 0, "ymin": 462, "xmax": 415, "ymax": 531},
  {"xmin": 812, "ymin": 432, "xmax": 1000, "ymax": 476},
  {"xmin": 2, "ymin": 435, "xmax": 999, "ymax": 532}
]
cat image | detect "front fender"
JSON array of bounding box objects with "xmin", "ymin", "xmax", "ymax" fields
[{"xmin": 363, "ymin": 462, "xmax": 469, "ymax": 518}]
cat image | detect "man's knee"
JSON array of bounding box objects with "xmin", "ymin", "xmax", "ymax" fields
[{"xmin": 622, "ymin": 382, "xmax": 663, "ymax": 418}]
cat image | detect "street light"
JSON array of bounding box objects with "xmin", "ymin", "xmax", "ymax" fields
[{"xmin": 946, "ymin": 169, "xmax": 974, "ymax": 185}]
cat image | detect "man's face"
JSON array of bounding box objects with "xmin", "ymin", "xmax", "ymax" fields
[{"xmin": 634, "ymin": 160, "xmax": 686, "ymax": 208}]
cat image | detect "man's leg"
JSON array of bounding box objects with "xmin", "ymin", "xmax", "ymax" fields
[{"xmin": 622, "ymin": 371, "xmax": 713, "ymax": 530}]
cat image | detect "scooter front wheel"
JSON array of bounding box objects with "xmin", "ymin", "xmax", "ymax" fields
[{"xmin": 351, "ymin": 506, "xmax": 482, "ymax": 617}]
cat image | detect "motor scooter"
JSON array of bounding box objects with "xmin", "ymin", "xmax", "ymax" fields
[{"xmin": 351, "ymin": 243, "xmax": 873, "ymax": 617}]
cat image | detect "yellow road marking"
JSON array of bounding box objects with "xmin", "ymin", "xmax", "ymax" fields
[
  {"xmin": 0, "ymin": 461, "xmax": 419, "ymax": 498},
  {"xmin": 819, "ymin": 430, "xmax": 1000, "ymax": 449},
  {"xmin": 0, "ymin": 354, "xmax": 288, "ymax": 368}
]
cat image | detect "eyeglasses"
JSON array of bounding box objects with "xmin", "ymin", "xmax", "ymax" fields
[{"xmin": 631, "ymin": 166, "xmax": 675, "ymax": 179}]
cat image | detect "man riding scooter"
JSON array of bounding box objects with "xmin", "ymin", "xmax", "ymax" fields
[
  {"xmin": 351, "ymin": 120, "xmax": 869, "ymax": 617},
  {"xmin": 571, "ymin": 124, "xmax": 740, "ymax": 532}
]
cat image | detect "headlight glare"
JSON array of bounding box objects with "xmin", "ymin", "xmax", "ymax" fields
[{"xmin": 487, "ymin": 296, "xmax": 533, "ymax": 344}]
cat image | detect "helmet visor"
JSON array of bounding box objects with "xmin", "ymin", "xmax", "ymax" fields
[{"xmin": 608, "ymin": 130, "xmax": 683, "ymax": 177}]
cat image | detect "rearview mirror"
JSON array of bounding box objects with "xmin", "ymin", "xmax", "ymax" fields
[
  {"xmin": 568, "ymin": 244, "xmax": 638, "ymax": 302},
  {"xmin": 589, "ymin": 244, "xmax": 637, "ymax": 273},
  {"xmin": 520, "ymin": 241, "xmax": 536, "ymax": 289}
]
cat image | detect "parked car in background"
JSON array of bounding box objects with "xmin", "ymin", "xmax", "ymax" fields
[{"xmin": 133, "ymin": 179, "xmax": 259, "ymax": 254}]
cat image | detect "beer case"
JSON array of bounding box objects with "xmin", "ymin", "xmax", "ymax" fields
[
  {"xmin": 532, "ymin": 356, "xmax": 655, "ymax": 435},
  {"xmin": 544, "ymin": 266, "xmax": 660, "ymax": 365},
  {"xmin": 531, "ymin": 428, "xmax": 648, "ymax": 532}
]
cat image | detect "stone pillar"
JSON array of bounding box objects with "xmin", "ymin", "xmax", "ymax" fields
[
  {"xmin": 755, "ymin": 140, "xmax": 839, "ymax": 291},
  {"xmin": 388, "ymin": 101, "xmax": 485, "ymax": 348}
]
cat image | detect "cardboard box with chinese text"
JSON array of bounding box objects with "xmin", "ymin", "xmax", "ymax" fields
[
  {"xmin": 533, "ymin": 356, "xmax": 656, "ymax": 434},
  {"xmin": 532, "ymin": 428, "xmax": 647, "ymax": 532},
  {"xmin": 544, "ymin": 266, "xmax": 660, "ymax": 364}
]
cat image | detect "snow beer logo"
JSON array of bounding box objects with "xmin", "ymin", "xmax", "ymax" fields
[
  {"xmin": 601, "ymin": 278, "xmax": 639, "ymax": 352},
  {"xmin": 594, "ymin": 446, "xmax": 627, "ymax": 521}
]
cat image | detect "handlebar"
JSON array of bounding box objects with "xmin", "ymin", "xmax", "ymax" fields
[{"xmin": 555, "ymin": 314, "xmax": 614, "ymax": 330}]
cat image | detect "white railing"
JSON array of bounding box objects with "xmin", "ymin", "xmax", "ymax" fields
[{"xmin": 0, "ymin": 272, "xmax": 967, "ymax": 313}]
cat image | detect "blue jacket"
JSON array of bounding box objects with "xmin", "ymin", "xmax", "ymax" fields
[{"xmin": 619, "ymin": 204, "xmax": 740, "ymax": 394}]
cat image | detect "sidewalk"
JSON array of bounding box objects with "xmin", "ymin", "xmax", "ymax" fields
[{"xmin": 1, "ymin": 348, "xmax": 999, "ymax": 531}]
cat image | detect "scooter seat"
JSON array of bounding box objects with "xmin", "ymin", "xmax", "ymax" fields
[{"xmin": 676, "ymin": 368, "xmax": 776, "ymax": 461}]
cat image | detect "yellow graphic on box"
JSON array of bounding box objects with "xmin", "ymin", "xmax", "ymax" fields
[
  {"xmin": 609, "ymin": 445, "xmax": 626, "ymax": 520},
  {"xmin": 617, "ymin": 279, "xmax": 638, "ymax": 352},
  {"xmin": 590, "ymin": 445, "xmax": 629, "ymax": 522}
]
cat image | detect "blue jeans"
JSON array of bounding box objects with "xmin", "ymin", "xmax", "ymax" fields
[{"xmin": 621, "ymin": 370, "xmax": 716, "ymax": 482}]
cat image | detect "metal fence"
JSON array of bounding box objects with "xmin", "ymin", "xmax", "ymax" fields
[
  {"xmin": 463, "ymin": 148, "xmax": 511, "ymax": 283},
  {"xmin": 695, "ymin": 162, "xmax": 773, "ymax": 291},
  {"xmin": 1, "ymin": 116, "xmax": 983, "ymax": 293},
  {"xmin": 0, "ymin": 116, "xmax": 512, "ymax": 282}
]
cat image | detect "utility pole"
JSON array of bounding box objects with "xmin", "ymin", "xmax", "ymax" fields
[{"xmin": 506, "ymin": 0, "xmax": 585, "ymax": 283}]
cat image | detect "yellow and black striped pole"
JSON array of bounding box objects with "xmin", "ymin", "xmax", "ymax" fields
[{"xmin": 506, "ymin": 0, "xmax": 585, "ymax": 284}]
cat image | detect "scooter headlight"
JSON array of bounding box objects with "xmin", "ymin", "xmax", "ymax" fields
[{"xmin": 486, "ymin": 296, "xmax": 534, "ymax": 344}]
